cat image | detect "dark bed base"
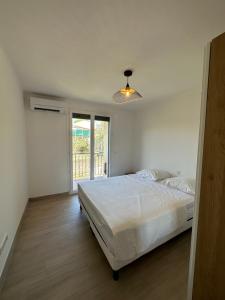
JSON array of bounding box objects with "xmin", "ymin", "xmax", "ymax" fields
[{"xmin": 112, "ymin": 270, "xmax": 119, "ymax": 281}]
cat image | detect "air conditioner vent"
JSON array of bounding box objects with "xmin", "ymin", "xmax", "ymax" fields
[
  {"xmin": 30, "ymin": 96, "xmax": 65, "ymax": 114},
  {"xmin": 34, "ymin": 107, "xmax": 62, "ymax": 112}
]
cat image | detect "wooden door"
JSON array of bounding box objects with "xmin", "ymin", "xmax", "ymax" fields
[{"xmin": 192, "ymin": 32, "xmax": 225, "ymax": 299}]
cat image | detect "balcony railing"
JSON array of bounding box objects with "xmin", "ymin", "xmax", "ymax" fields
[{"xmin": 73, "ymin": 152, "xmax": 106, "ymax": 180}]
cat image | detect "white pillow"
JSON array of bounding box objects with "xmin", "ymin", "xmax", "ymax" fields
[
  {"xmin": 136, "ymin": 169, "xmax": 149, "ymax": 177},
  {"xmin": 136, "ymin": 169, "xmax": 172, "ymax": 181},
  {"xmin": 161, "ymin": 177, "xmax": 195, "ymax": 195}
]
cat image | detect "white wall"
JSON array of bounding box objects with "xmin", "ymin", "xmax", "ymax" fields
[
  {"xmin": 26, "ymin": 88, "xmax": 201, "ymax": 198},
  {"xmin": 133, "ymin": 89, "xmax": 201, "ymax": 177},
  {"xmin": 26, "ymin": 110, "xmax": 69, "ymax": 198},
  {"xmin": 26, "ymin": 97, "xmax": 135, "ymax": 198},
  {"xmin": 0, "ymin": 48, "xmax": 28, "ymax": 277}
]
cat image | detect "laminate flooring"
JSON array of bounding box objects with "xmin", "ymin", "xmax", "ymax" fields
[{"xmin": 1, "ymin": 194, "xmax": 191, "ymax": 300}]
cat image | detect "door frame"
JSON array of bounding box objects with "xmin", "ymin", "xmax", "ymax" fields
[
  {"xmin": 69, "ymin": 110, "xmax": 111, "ymax": 194},
  {"xmin": 190, "ymin": 32, "xmax": 225, "ymax": 299},
  {"xmin": 187, "ymin": 43, "xmax": 210, "ymax": 299}
]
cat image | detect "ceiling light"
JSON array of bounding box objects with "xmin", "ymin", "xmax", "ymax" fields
[{"xmin": 113, "ymin": 70, "xmax": 142, "ymax": 104}]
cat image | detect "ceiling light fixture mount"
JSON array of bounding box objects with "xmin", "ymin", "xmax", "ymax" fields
[
  {"xmin": 113, "ymin": 69, "xmax": 142, "ymax": 104},
  {"xmin": 124, "ymin": 69, "xmax": 133, "ymax": 77}
]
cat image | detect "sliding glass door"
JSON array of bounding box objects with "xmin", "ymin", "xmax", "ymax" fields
[
  {"xmin": 71, "ymin": 113, "xmax": 110, "ymax": 192},
  {"xmin": 94, "ymin": 116, "xmax": 110, "ymax": 179},
  {"xmin": 72, "ymin": 113, "xmax": 91, "ymax": 191}
]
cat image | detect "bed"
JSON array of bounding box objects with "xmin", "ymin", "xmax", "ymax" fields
[{"xmin": 78, "ymin": 174, "xmax": 194, "ymax": 280}]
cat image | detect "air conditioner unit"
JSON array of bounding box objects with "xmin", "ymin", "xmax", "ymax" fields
[{"xmin": 30, "ymin": 96, "xmax": 65, "ymax": 113}]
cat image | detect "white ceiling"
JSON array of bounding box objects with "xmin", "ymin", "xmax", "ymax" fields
[{"xmin": 0, "ymin": 0, "xmax": 225, "ymax": 109}]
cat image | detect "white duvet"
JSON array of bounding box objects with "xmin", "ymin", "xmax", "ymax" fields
[{"xmin": 78, "ymin": 174, "xmax": 194, "ymax": 261}]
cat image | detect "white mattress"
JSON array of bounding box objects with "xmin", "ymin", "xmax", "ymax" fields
[{"xmin": 78, "ymin": 175, "xmax": 194, "ymax": 262}]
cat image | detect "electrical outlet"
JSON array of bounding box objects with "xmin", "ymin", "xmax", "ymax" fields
[{"xmin": 0, "ymin": 234, "xmax": 8, "ymax": 256}]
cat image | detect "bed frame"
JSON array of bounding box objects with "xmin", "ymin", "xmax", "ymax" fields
[{"xmin": 78, "ymin": 196, "xmax": 193, "ymax": 281}]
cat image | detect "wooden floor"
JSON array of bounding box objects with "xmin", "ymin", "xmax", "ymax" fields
[{"xmin": 1, "ymin": 194, "xmax": 191, "ymax": 300}]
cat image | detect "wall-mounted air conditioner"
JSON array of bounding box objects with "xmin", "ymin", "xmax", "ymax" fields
[{"xmin": 30, "ymin": 96, "xmax": 65, "ymax": 113}]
